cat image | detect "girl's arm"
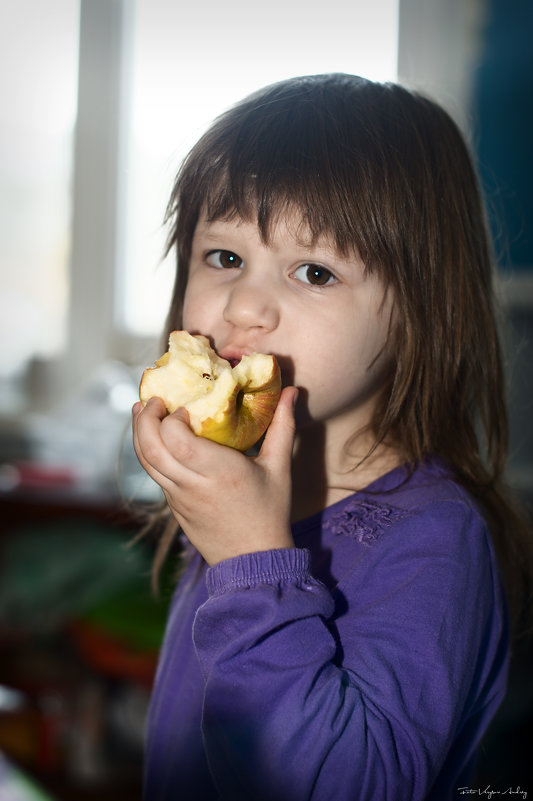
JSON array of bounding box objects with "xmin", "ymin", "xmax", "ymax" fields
[{"xmin": 192, "ymin": 516, "xmax": 508, "ymax": 801}]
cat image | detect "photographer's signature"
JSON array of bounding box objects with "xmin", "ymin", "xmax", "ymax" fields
[{"xmin": 458, "ymin": 788, "xmax": 527, "ymax": 799}]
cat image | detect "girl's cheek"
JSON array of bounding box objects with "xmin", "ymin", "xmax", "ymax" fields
[{"xmin": 181, "ymin": 289, "xmax": 202, "ymax": 331}]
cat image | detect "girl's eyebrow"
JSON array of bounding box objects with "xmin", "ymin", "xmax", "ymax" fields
[
  {"xmin": 193, "ymin": 225, "xmax": 222, "ymax": 241},
  {"xmin": 193, "ymin": 221, "xmax": 241, "ymax": 243},
  {"xmin": 193, "ymin": 219, "xmax": 358, "ymax": 271}
]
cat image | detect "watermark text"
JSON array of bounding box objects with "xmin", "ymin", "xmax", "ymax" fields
[{"xmin": 457, "ymin": 787, "xmax": 527, "ymax": 800}]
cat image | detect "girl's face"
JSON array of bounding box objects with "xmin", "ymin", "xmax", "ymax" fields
[{"xmin": 182, "ymin": 212, "xmax": 395, "ymax": 438}]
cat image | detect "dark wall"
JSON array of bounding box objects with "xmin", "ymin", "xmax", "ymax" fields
[
  {"xmin": 473, "ymin": 0, "xmax": 533, "ymax": 271},
  {"xmin": 471, "ymin": 2, "xmax": 533, "ymax": 790},
  {"xmin": 472, "ymin": 0, "xmax": 533, "ymax": 500}
]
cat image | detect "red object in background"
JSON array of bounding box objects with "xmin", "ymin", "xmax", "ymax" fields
[
  {"xmin": 36, "ymin": 693, "xmax": 70, "ymax": 773},
  {"xmin": 0, "ymin": 689, "xmax": 69, "ymax": 774},
  {"xmin": 69, "ymin": 621, "xmax": 158, "ymax": 687},
  {"xmin": 0, "ymin": 462, "xmax": 77, "ymax": 491}
]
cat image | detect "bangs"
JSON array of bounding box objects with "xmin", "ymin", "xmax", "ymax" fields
[
  {"xmin": 200, "ymin": 124, "xmax": 357, "ymax": 254},
  {"xmin": 170, "ymin": 74, "xmax": 391, "ymax": 266}
]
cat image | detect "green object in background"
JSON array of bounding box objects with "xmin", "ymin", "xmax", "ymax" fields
[
  {"xmin": 81, "ymin": 576, "xmax": 170, "ymax": 652},
  {"xmin": 0, "ymin": 519, "xmax": 171, "ymax": 643}
]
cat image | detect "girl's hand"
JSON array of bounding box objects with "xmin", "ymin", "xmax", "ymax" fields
[{"xmin": 132, "ymin": 387, "xmax": 298, "ymax": 566}]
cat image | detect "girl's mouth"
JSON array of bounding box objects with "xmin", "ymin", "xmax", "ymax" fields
[{"xmin": 218, "ymin": 347, "xmax": 250, "ymax": 367}]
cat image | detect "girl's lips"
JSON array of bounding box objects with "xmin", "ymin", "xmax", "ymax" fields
[
  {"xmin": 219, "ymin": 348, "xmax": 253, "ymax": 367},
  {"xmin": 220, "ymin": 345, "xmax": 295, "ymax": 387}
]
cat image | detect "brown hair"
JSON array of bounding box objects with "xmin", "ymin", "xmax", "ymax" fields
[{"xmin": 157, "ymin": 73, "xmax": 532, "ymax": 626}]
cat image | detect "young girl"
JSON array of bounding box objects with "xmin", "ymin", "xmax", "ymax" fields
[{"xmin": 132, "ymin": 73, "xmax": 532, "ymax": 800}]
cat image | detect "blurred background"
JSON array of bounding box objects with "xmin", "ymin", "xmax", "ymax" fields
[{"xmin": 0, "ymin": 0, "xmax": 531, "ymax": 798}]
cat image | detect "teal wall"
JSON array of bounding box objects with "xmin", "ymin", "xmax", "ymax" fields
[{"xmin": 472, "ymin": 0, "xmax": 533, "ymax": 270}]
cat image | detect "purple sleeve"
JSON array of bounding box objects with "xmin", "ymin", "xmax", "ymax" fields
[{"xmin": 192, "ymin": 502, "xmax": 508, "ymax": 801}]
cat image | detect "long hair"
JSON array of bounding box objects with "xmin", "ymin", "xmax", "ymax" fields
[{"xmin": 158, "ymin": 73, "xmax": 532, "ymax": 626}]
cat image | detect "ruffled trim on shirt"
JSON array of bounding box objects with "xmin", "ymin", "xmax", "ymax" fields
[{"xmin": 323, "ymin": 498, "xmax": 410, "ymax": 545}]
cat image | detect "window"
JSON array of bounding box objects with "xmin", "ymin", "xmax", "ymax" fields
[{"xmin": 0, "ymin": 0, "xmax": 79, "ymax": 392}]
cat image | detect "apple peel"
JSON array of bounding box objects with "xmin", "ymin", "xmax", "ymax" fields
[{"xmin": 139, "ymin": 331, "xmax": 281, "ymax": 451}]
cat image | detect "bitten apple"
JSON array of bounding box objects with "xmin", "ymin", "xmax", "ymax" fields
[{"xmin": 139, "ymin": 331, "xmax": 281, "ymax": 451}]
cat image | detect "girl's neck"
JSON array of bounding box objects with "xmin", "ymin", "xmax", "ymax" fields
[{"xmin": 290, "ymin": 423, "xmax": 401, "ymax": 523}]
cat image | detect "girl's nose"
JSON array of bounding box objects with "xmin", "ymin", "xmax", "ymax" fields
[{"xmin": 222, "ymin": 278, "xmax": 280, "ymax": 332}]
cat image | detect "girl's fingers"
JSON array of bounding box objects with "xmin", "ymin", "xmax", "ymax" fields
[
  {"xmin": 133, "ymin": 398, "xmax": 226, "ymax": 482},
  {"xmin": 133, "ymin": 390, "xmax": 297, "ymax": 494},
  {"xmin": 133, "ymin": 398, "xmax": 195, "ymax": 486}
]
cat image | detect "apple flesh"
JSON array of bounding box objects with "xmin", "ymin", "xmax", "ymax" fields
[{"xmin": 139, "ymin": 331, "xmax": 281, "ymax": 451}]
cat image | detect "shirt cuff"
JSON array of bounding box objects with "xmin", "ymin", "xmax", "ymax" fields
[{"xmin": 205, "ymin": 548, "xmax": 312, "ymax": 597}]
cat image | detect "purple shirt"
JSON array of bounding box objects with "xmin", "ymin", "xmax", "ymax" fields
[{"xmin": 144, "ymin": 457, "xmax": 509, "ymax": 800}]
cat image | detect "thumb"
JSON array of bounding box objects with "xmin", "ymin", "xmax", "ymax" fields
[{"xmin": 258, "ymin": 386, "xmax": 298, "ymax": 468}]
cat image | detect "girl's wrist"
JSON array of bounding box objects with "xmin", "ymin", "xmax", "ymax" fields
[{"xmin": 202, "ymin": 530, "xmax": 295, "ymax": 568}]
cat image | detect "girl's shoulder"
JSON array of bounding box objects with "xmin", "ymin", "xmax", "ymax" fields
[
  {"xmin": 291, "ymin": 458, "xmax": 507, "ymax": 622},
  {"xmin": 295, "ymin": 456, "xmax": 483, "ymax": 538},
  {"xmin": 292, "ymin": 456, "xmax": 497, "ymax": 584}
]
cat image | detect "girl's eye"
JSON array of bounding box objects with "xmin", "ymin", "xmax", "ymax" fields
[
  {"xmin": 293, "ymin": 263, "xmax": 337, "ymax": 286},
  {"xmin": 206, "ymin": 250, "xmax": 243, "ymax": 269}
]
